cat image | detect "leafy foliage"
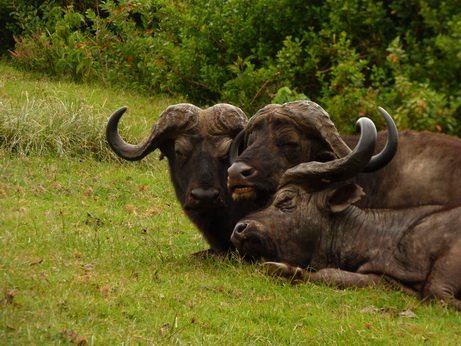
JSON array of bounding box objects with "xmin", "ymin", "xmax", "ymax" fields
[{"xmin": 3, "ymin": 0, "xmax": 461, "ymax": 134}]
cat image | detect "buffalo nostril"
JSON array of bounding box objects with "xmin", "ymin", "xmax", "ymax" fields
[
  {"xmin": 228, "ymin": 162, "xmax": 257, "ymax": 180},
  {"xmin": 190, "ymin": 188, "xmax": 220, "ymax": 202},
  {"xmin": 241, "ymin": 167, "xmax": 256, "ymax": 178},
  {"xmin": 235, "ymin": 222, "xmax": 248, "ymax": 234}
]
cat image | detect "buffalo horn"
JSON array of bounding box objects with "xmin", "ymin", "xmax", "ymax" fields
[
  {"xmin": 106, "ymin": 104, "xmax": 200, "ymax": 161},
  {"xmin": 301, "ymin": 103, "xmax": 397, "ymax": 172},
  {"xmin": 228, "ymin": 129, "xmax": 245, "ymax": 164},
  {"xmin": 279, "ymin": 117, "xmax": 377, "ymax": 190},
  {"xmin": 230, "ymin": 101, "xmax": 397, "ymax": 172},
  {"xmin": 285, "ymin": 101, "xmax": 397, "ymax": 172},
  {"xmin": 362, "ymin": 107, "xmax": 398, "ymax": 172}
]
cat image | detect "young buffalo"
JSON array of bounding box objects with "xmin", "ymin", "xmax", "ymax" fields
[{"xmin": 231, "ymin": 117, "xmax": 461, "ymax": 310}]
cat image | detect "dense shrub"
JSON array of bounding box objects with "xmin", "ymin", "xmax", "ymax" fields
[{"xmin": 4, "ymin": 0, "xmax": 461, "ymax": 135}]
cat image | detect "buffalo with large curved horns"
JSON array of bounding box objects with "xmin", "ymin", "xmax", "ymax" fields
[
  {"xmin": 107, "ymin": 103, "xmax": 258, "ymax": 254},
  {"xmin": 228, "ymin": 100, "xmax": 461, "ymax": 209}
]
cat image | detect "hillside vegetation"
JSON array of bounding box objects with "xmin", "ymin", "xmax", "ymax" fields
[{"xmin": 1, "ymin": 0, "xmax": 460, "ymax": 134}]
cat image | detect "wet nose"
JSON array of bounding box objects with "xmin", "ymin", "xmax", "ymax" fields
[
  {"xmin": 234, "ymin": 222, "xmax": 248, "ymax": 235},
  {"xmin": 231, "ymin": 222, "xmax": 248, "ymax": 243},
  {"xmin": 190, "ymin": 187, "xmax": 220, "ymax": 203},
  {"xmin": 230, "ymin": 222, "xmax": 248, "ymax": 247},
  {"xmin": 228, "ymin": 161, "xmax": 257, "ymax": 180}
]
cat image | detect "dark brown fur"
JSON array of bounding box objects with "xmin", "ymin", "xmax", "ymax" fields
[
  {"xmin": 107, "ymin": 103, "xmax": 261, "ymax": 254},
  {"xmin": 231, "ymin": 183, "xmax": 461, "ymax": 310},
  {"xmin": 228, "ymin": 109, "xmax": 461, "ymax": 208}
]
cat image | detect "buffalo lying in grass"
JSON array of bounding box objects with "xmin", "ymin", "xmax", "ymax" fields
[
  {"xmin": 228, "ymin": 100, "xmax": 461, "ymax": 209},
  {"xmin": 107, "ymin": 103, "xmax": 259, "ymax": 254},
  {"xmin": 231, "ymin": 118, "xmax": 461, "ymax": 310}
]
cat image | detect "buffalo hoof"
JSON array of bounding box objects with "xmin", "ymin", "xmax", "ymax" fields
[{"xmin": 260, "ymin": 262, "xmax": 304, "ymax": 279}]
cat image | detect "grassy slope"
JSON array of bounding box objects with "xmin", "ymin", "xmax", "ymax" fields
[{"xmin": 1, "ymin": 64, "xmax": 461, "ymax": 344}]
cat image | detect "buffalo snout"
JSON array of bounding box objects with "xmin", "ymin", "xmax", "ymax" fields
[
  {"xmin": 230, "ymin": 222, "xmax": 249, "ymax": 247},
  {"xmin": 228, "ymin": 161, "xmax": 258, "ymax": 180},
  {"xmin": 191, "ymin": 187, "xmax": 220, "ymax": 202},
  {"xmin": 231, "ymin": 220, "xmax": 276, "ymax": 261},
  {"xmin": 227, "ymin": 162, "xmax": 259, "ymax": 200},
  {"xmin": 186, "ymin": 187, "xmax": 224, "ymax": 211}
]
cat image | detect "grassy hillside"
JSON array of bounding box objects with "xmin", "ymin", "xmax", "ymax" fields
[{"xmin": 1, "ymin": 64, "xmax": 460, "ymax": 344}]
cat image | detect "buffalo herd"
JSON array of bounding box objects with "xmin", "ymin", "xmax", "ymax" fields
[{"xmin": 107, "ymin": 100, "xmax": 461, "ymax": 310}]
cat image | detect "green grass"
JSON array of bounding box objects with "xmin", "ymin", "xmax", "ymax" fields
[
  {"xmin": 1, "ymin": 63, "xmax": 461, "ymax": 344},
  {"xmin": 0, "ymin": 63, "xmax": 185, "ymax": 159}
]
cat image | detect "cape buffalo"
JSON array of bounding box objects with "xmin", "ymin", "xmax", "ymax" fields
[
  {"xmin": 106, "ymin": 103, "xmax": 258, "ymax": 254},
  {"xmin": 228, "ymin": 100, "xmax": 461, "ymax": 209},
  {"xmin": 231, "ymin": 121, "xmax": 461, "ymax": 310}
]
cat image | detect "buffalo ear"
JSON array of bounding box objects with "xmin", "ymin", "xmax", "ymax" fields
[{"xmin": 327, "ymin": 184, "xmax": 365, "ymax": 213}]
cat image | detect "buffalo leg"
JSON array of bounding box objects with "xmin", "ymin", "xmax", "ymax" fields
[
  {"xmin": 261, "ymin": 262, "xmax": 305, "ymax": 280},
  {"xmin": 262, "ymin": 262, "xmax": 382, "ymax": 288},
  {"xmin": 305, "ymin": 268, "xmax": 382, "ymax": 288}
]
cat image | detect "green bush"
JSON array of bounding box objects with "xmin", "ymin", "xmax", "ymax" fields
[{"xmin": 4, "ymin": 0, "xmax": 461, "ymax": 135}]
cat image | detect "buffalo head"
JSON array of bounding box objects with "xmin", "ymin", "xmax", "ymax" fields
[
  {"xmin": 106, "ymin": 103, "xmax": 249, "ymax": 253},
  {"xmin": 227, "ymin": 101, "xmax": 397, "ymax": 204}
]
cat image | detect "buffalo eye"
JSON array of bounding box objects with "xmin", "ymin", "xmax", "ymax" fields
[
  {"xmin": 246, "ymin": 132, "xmax": 257, "ymax": 147},
  {"xmin": 287, "ymin": 142, "xmax": 299, "ymax": 148},
  {"xmin": 214, "ymin": 137, "xmax": 233, "ymax": 162},
  {"xmin": 314, "ymin": 150, "xmax": 336, "ymax": 163},
  {"xmin": 174, "ymin": 140, "xmax": 192, "ymax": 159},
  {"xmin": 276, "ymin": 140, "xmax": 299, "ymax": 149},
  {"xmin": 275, "ymin": 192, "xmax": 297, "ymax": 212},
  {"xmin": 216, "ymin": 154, "xmax": 229, "ymax": 164},
  {"xmin": 173, "ymin": 145, "xmax": 190, "ymax": 166},
  {"xmin": 277, "ymin": 141, "xmax": 301, "ymax": 163}
]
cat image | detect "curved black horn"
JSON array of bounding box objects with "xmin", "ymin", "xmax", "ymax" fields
[
  {"xmin": 363, "ymin": 107, "xmax": 398, "ymax": 172},
  {"xmin": 106, "ymin": 106, "xmax": 155, "ymax": 161},
  {"xmin": 107, "ymin": 104, "xmax": 204, "ymax": 162},
  {"xmin": 228, "ymin": 129, "xmax": 245, "ymax": 165},
  {"xmin": 279, "ymin": 117, "xmax": 377, "ymax": 190}
]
